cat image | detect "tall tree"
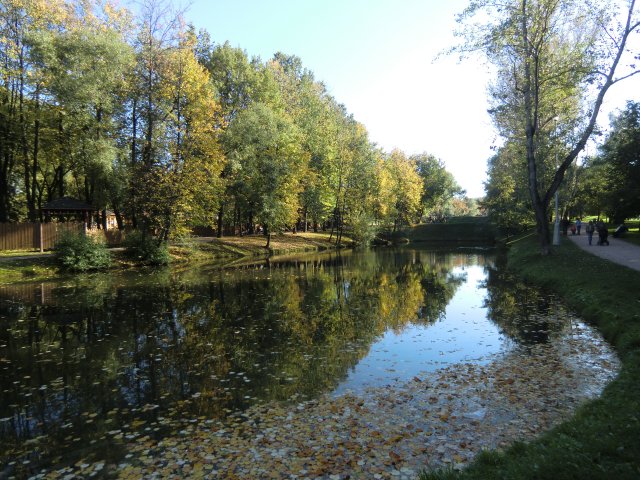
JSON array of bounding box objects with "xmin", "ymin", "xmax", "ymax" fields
[
  {"xmin": 28, "ymin": 2, "xmax": 134, "ymax": 212},
  {"xmin": 223, "ymin": 102, "xmax": 307, "ymax": 247},
  {"xmin": 0, "ymin": 0, "xmax": 66, "ymax": 221},
  {"xmin": 133, "ymin": 26, "xmax": 225, "ymax": 239},
  {"xmin": 592, "ymin": 101, "xmax": 640, "ymax": 222},
  {"xmin": 203, "ymin": 42, "xmax": 265, "ymax": 236},
  {"xmin": 413, "ymin": 153, "xmax": 464, "ymax": 221},
  {"xmin": 377, "ymin": 149, "xmax": 423, "ymax": 232},
  {"xmin": 456, "ymin": 0, "xmax": 640, "ymax": 253},
  {"xmin": 482, "ymin": 142, "xmax": 534, "ymax": 231}
]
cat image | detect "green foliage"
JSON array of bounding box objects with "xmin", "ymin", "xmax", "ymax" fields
[
  {"xmin": 482, "ymin": 143, "xmax": 533, "ymax": 233},
  {"xmin": 456, "ymin": 0, "xmax": 640, "ymax": 252},
  {"xmin": 377, "ymin": 150, "xmax": 423, "ymax": 231},
  {"xmin": 223, "ymin": 102, "xmax": 307, "ymax": 235},
  {"xmin": 54, "ymin": 231, "xmax": 111, "ymax": 272},
  {"xmin": 347, "ymin": 210, "xmax": 378, "ymax": 245},
  {"xmin": 123, "ymin": 230, "xmax": 170, "ymax": 266},
  {"xmin": 1, "ymin": 0, "xmax": 481, "ymax": 251},
  {"xmin": 413, "ymin": 153, "xmax": 464, "ymax": 220},
  {"xmin": 592, "ymin": 101, "xmax": 640, "ymax": 223}
]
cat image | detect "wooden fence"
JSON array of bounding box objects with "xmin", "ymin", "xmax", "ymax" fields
[{"xmin": 0, "ymin": 223, "xmax": 127, "ymax": 251}]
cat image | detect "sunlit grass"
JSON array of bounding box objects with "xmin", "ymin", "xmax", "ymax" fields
[
  {"xmin": 420, "ymin": 236, "xmax": 640, "ymax": 479},
  {"xmin": 0, "ymin": 249, "xmax": 52, "ymax": 257},
  {"xmin": 403, "ymin": 218, "xmax": 497, "ymax": 244},
  {"xmin": 0, "ymin": 257, "xmax": 58, "ymax": 284},
  {"xmin": 0, "ymin": 232, "xmax": 347, "ymax": 282}
]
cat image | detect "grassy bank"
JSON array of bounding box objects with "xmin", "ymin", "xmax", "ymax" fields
[
  {"xmin": 0, "ymin": 232, "xmax": 346, "ymax": 284},
  {"xmin": 401, "ymin": 217, "xmax": 497, "ymax": 245},
  {"xmin": 0, "ymin": 256, "xmax": 58, "ymax": 284},
  {"xmin": 421, "ymin": 236, "xmax": 640, "ymax": 479}
]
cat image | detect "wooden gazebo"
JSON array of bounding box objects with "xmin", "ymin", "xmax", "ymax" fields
[{"xmin": 41, "ymin": 197, "xmax": 95, "ymax": 225}]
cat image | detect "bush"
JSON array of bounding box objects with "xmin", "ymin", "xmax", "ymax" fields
[
  {"xmin": 54, "ymin": 231, "xmax": 111, "ymax": 272},
  {"xmin": 348, "ymin": 212, "xmax": 379, "ymax": 246},
  {"xmin": 123, "ymin": 230, "xmax": 170, "ymax": 265}
]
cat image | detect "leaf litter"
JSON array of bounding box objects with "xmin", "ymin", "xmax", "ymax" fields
[{"xmin": 28, "ymin": 322, "xmax": 618, "ymax": 479}]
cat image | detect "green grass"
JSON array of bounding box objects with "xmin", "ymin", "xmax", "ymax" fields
[
  {"xmin": 0, "ymin": 250, "xmax": 51, "ymax": 257},
  {"xmin": 0, "ymin": 232, "xmax": 347, "ymax": 283},
  {"xmin": 402, "ymin": 217, "xmax": 497, "ymax": 244},
  {"xmin": 421, "ymin": 236, "xmax": 640, "ymax": 480},
  {"xmin": 620, "ymin": 230, "xmax": 640, "ymax": 247},
  {"xmin": 0, "ymin": 256, "xmax": 59, "ymax": 284}
]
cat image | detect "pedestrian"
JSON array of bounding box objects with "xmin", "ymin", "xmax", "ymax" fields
[
  {"xmin": 575, "ymin": 218, "xmax": 582, "ymax": 235},
  {"xmin": 586, "ymin": 220, "xmax": 595, "ymax": 245},
  {"xmin": 596, "ymin": 220, "xmax": 609, "ymax": 246}
]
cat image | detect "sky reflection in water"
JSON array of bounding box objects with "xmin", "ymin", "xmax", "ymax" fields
[
  {"xmin": 0, "ymin": 248, "xmax": 592, "ymax": 472},
  {"xmin": 335, "ymin": 265, "xmax": 507, "ymax": 393}
]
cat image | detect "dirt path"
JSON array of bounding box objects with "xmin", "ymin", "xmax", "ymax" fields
[{"xmin": 566, "ymin": 233, "xmax": 640, "ymax": 272}]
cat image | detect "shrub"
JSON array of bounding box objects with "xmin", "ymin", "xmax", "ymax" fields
[
  {"xmin": 347, "ymin": 211, "xmax": 379, "ymax": 246},
  {"xmin": 123, "ymin": 230, "xmax": 170, "ymax": 265},
  {"xmin": 54, "ymin": 231, "xmax": 111, "ymax": 272}
]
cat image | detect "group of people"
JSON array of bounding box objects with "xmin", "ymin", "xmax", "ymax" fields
[
  {"xmin": 585, "ymin": 220, "xmax": 609, "ymax": 246},
  {"xmin": 561, "ymin": 218, "xmax": 610, "ymax": 245}
]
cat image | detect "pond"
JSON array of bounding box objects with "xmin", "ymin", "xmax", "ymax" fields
[{"xmin": 0, "ymin": 247, "xmax": 619, "ymax": 478}]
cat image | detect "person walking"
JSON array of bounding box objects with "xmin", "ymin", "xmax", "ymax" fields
[
  {"xmin": 576, "ymin": 218, "xmax": 582, "ymax": 235},
  {"xmin": 586, "ymin": 220, "xmax": 595, "ymax": 245},
  {"xmin": 596, "ymin": 220, "xmax": 609, "ymax": 246}
]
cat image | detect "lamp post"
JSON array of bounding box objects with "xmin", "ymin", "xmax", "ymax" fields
[{"xmin": 552, "ymin": 117, "xmax": 560, "ymax": 246}]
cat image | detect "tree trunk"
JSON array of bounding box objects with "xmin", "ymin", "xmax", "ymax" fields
[
  {"xmin": 113, "ymin": 203, "xmax": 124, "ymax": 230},
  {"xmin": 533, "ymin": 199, "xmax": 551, "ymax": 254},
  {"xmin": 520, "ymin": 0, "xmax": 550, "ymax": 255},
  {"xmin": 0, "ymin": 150, "xmax": 11, "ymax": 222},
  {"xmin": 217, "ymin": 203, "xmax": 224, "ymax": 238},
  {"xmin": 130, "ymin": 98, "xmax": 138, "ymax": 228},
  {"xmin": 31, "ymin": 89, "xmax": 40, "ymax": 220}
]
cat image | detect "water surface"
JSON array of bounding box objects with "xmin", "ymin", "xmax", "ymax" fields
[{"xmin": 0, "ymin": 247, "xmax": 614, "ymax": 474}]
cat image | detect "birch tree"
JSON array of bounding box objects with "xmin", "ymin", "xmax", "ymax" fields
[{"xmin": 456, "ymin": 0, "xmax": 640, "ymax": 253}]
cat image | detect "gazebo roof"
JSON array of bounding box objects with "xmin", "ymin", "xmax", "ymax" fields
[{"xmin": 41, "ymin": 197, "xmax": 94, "ymax": 211}]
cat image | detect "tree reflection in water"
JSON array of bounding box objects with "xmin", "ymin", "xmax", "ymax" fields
[{"xmin": 0, "ymin": 248, "xmax": 568, "ymax": 474}]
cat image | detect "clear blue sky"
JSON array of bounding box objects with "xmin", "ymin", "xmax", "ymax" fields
[{"xmin": 173, "ymin": 0, "xmax": 637, "ymax": 198}]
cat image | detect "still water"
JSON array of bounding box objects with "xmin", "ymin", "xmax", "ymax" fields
[{"xmin": 0, "ymin": 248, "xmax": 604, "ymax": 473}]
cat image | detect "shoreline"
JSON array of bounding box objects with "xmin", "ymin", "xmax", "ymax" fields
[{"xmin": 0, "ymin": 232, "xmax": 350, "ymax": 285}]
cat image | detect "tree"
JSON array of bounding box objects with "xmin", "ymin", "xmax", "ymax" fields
[
  {"xmin": 412, "ymin": 153, "xmax": 464, "ymax": 221},
  {"xmin": 0, "ymin": 0, "xmax": 67, "ymax": 221},
  {"xmin": 203, "ymin": 42, "xmax": 273, "ymax": 236},
  {"xmin": 483, "ymin": 143, "xmax": 534, "ymax": 231},
  {"xmin": 456, "ymin": 0, "xmax": 640, "ymax": 254},
  {"xmin": 592, "ymin": 101, "xmax": 640, "ymax": 222},
  {"xmin": 126, "ymin": 2, "xmax": 225, "ymax": 239},
  {"xmin": 223, "ymin": 102, "xmax": 308, "ymax": 247},
  {"xmin": 28, "ymin": 4, "xmax": 134, "ymax": 213},
  {"xmin": 136, "ymin": 29, "xmax": 225, "ymax": 239},
  {"xmin": 377, "ymin": 149, "xmax": 423, "ymax": 232}
]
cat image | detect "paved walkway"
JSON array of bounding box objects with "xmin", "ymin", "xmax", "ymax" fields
[{"xmin": 566, "ymin": 233, "xmax": 640, "ymax": 272}]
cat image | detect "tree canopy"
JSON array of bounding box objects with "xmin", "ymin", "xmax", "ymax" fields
[
  {"xmin": 456, "ymin": 0, "xmax": 640, "ymax": 252},
  {"xmin": 0, "ymin": 0, "xmax": 472, "ymax": 244}
]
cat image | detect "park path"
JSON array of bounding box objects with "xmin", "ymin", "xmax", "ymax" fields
[{"xmin": 566, "ymin": 232, "xmax": 640, "ymax": 272}]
